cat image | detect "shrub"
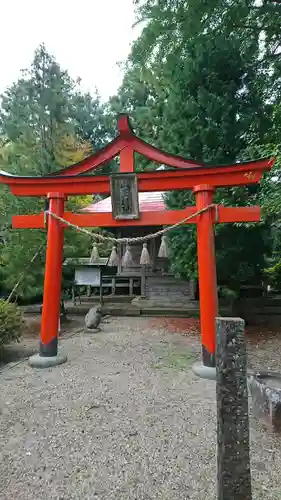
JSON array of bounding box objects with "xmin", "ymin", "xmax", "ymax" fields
[
  {"xmin": 0, "ymin": 299, "xmax": 23, "ymax": 350},
  {"xmin": 218, "ymin": 286, "xmax": 239, "ymax": 305},
  {"xmin": 265, "ymin": 260, "xmax": 281, "ymax": 292}
]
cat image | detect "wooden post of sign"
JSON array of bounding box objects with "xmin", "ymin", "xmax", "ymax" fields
[
  {"xmin": 99, "ymin": 267, "xmax": 104, "ymax": 306},
  {"xmin": 216, "ymin": 317, "xmax": 252, "ymax": 500}
]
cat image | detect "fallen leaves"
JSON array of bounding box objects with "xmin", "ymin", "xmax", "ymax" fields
[
  {"xmin": 149, "ymin": 317, "xmax": 200, "ymax": 335},
  {"xmin": 149, "ymin": 317, "xmax": 281, "ymax": 348}
]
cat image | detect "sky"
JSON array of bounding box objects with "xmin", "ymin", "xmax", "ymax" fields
[{"xmin": 0, "ymin": 0, "xmax": 141, "ymax": 101}]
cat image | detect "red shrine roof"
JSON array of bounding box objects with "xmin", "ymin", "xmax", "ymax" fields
[{"xmin": 83, "ymin": 191, "xmax": 166, "ymax": 213}]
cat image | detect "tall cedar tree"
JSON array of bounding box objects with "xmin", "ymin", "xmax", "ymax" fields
[
  {"xmin": 111, "ymin": 0, "xmax": 281, "ymax": 292},
  {"xmin": 0, "ymin": 45, "xmax": 107, "ymax": 299}
]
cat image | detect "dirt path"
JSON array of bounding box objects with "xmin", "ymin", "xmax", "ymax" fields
[{"xmin": 0, "ymin": 316, "xmax": 280, "ymax": 499}]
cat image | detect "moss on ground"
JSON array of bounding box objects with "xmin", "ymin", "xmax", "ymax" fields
[{"xmin": 152, "ymin": 344, "xmax": 196, "ymax": 370}]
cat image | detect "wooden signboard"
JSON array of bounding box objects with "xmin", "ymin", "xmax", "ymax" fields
[
  {"xmin": 74, "ymin": 267, "xmax": 101, "ymax": 286},
  {"xmin": 110, "ymin": 173, "xmax": 140, "ymax": 220}
]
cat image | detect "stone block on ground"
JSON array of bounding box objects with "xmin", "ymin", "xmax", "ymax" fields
[
  {"xmin": 248, "ymin": 371, "xmax": 281, "ymax": 432},
  {"xmin": 85, "ymin": 306, "xmax": 102, "ymax": 330}
]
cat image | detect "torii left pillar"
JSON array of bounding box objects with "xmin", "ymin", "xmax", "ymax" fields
[{"xmin": 29, "ymin": 193, "xmax": 67, "ymax": 368}]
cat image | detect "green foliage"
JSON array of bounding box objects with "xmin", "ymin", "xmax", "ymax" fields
[
  {"xmin": 1, "ymin": 1, "xmax": 281, "ymax": 301},
  {"xmin": 241, "ymin": 139, "xmax": 281, "ymax": 289},
  {"xmin": 219, "ymin": 286, "xmax": 238, "ymax": 305},
  {"xmin": 265, "ymin": 260, "xmax": 281, "ymax": 291},
  {"xmin": 0, "ymin": 45, "xmax": 108, "ymax": 300},
  {"xmin": 164, "ymin": 190, "xmax": 197, "ymax": 278},
  {"xmin": 0, "ymin": 44, "xmax": 108, "ymax": 176},
  {"xmin": 111, "ymin": 0, "xmax": 281, "ymax": 291},
  {"xmin": 1, "ymin": 46, "xmax": 74, "ymax": 174},
  {"xmin": 0, "ymin": 299, "xmax": 22, "ymax": 349}
]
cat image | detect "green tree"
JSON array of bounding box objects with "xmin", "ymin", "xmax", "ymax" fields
[
  {"xmin": 0, "ymin": 45, "xmax": 76, "ymax": 174},
  {"xmin": 0, "ymin": 45, "xmax": 107, "ymax": 300},
  {"xmin": 112, "ymin": 0, "xmax": 281, "ymax": 291}
]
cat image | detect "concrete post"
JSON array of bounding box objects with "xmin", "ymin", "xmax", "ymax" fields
[{"xmin": 216, "ymin": 317, "xmax": 252, "ymax": 500}]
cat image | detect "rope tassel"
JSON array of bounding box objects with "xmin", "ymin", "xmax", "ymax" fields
[
  {"xmin": 122, "ymin": 245, "xmax": 134, "ymax": 267},
  {"xmin": 90, "ymin": 245, "xmax": 100, "ymax": 263},
  {"xmin": 108, "ymin": 246, "xmax": 120, "ymax": 267},
  {"xmin": 140, "ymin": 243, "xmax": 150, "ymax": 265},
  {"xmin": 158, "ymin": 235, "xmax": 169, "ymax": 258}
]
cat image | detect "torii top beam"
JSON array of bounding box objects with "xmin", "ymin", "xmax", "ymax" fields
[{"xmin": 0, "ymin": 114, "xmax": 274, "ymax": 197}]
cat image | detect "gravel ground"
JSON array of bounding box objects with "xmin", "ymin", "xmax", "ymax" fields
[{"xmin": 0, "ymin": 316, "xmax": 281, "ymax": 500}]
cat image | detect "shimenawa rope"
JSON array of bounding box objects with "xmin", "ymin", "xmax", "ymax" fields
[
  {"xmin": 45, "ymin": 203, "xmax": 216, "ymax": 244},
  {"xmin": 6, "ymin": 204, "xmax": 216, "ymax": 301}
]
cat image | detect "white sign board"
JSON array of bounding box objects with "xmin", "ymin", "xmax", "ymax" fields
[{"xmin": 75, "ymin": 268, "xmax": 101, "ymax": 286}]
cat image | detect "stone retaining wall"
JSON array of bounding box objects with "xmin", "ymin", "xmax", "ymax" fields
[
  {"xmin": 145, "ymin": 276, "xmax": 196, "ymax": 301},
  {"xmin": 235, "ymin": 297, "xmax": 281, "ymax": 326}
]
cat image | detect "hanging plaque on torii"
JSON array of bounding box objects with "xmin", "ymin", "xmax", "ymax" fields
[
  {"xmin": 110, "ymin": 173, "xmax": 140, "ymax": 220},
  {"xmin": 0, "ymin": 113, "xmax": 274, "ymax": 375}
]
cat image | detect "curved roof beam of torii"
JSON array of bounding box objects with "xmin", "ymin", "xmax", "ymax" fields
[
  {"xmin": 48, "ymin": 114, "xmax": 205, "ymax": 177},
  {"xmin": 0, "ymin": 115, "xmax": 275, "ymax": 186}
]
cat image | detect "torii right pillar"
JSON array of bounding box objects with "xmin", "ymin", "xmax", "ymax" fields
[{"xmin": 193, "ymin": 185, "xmax": 218, "ymax": 379}]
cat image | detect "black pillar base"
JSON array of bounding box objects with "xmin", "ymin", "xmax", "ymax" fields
[
  {"xmin": 40, "ymin": 337, "xmax": 58, "ymax": 357},
  {"xmin": 202, "ymin": 345, "xmax": 215, "ymax": 367},
  {"xmin": 29, "ymin": 336, "xmax": 67, "ymax": 368},
  {"xmin": 192, "ymin": 345, "xmax": 216, "ymax": 380}
]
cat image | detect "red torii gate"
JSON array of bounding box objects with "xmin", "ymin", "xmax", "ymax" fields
[{"xmin": 0, "ymin": 115, "xmax": 273, "ymax": 374}]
